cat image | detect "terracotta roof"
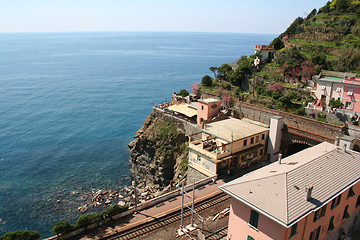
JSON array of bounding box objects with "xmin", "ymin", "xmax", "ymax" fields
[
  {"xmin": 220, "ymin": 142, "xmax": 360, "ymax": 227},
  {"xmin": 254, "ymin": 44, "xmax": 274, "ymax": 50}
]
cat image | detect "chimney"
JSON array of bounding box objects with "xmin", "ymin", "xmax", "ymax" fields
[
  {"xmin": 305, "ymin": 185, "xmax": 313, "ymax": 201},
  {"xmin": 278, "ymin": 154, "xmax": 282, "ymax": 164}
]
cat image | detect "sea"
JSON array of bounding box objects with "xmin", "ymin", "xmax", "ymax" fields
[{"xmin": 0, "ymin": 31, "xmax": 276, "ymax": 238}]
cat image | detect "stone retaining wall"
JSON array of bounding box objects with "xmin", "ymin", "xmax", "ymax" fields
[
  {"xmin": 235, "ymin": 101, "xmax": 345, "ymax": 142},
  {"xmin": 152, "ymin": 107, "xmax": 201, "ymax": 136}
]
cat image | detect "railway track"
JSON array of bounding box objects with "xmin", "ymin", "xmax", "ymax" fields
[
  {"xmin": 101, "ymin": 192, "xmax": 230, "ymax": 240},
  {"xmin": 204, "ymin": 226, "xmax": 228, "ymax": 240}
]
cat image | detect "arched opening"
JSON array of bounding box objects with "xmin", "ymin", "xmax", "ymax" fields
[{"xmin": 282, "ymin": 142, "xmax": 313, "ymax": 158}]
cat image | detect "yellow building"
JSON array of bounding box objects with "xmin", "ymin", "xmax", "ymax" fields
[{"xmin": 188, "ymin": 118, "xmax": 269, "ymax": 177}]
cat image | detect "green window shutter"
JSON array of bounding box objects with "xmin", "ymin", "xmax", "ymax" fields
[
  {"xmin": 328, "ymin": 216, "xmax": 335, "ymax": 231},
  {"xmin": 343, "ymin": 205, "xmax": 350, "ymax": 219},
  {"xmin": 290, "ymin": 223, "xmax": 297, "ymax": 237},
  {"xmin": 247, "ymin": 236, "xmax": 255, "ymax": 240},
  {"xmin": 250, "ymin": 210, "xmax": 259, "ymax": 228},
  {"xmin": 356, "ymin": 195, "xmax": 360, "ymax": 207},
  {"xmin": 315, "ymin": 226, "xmax": 321, "ymax": 240},
  {"xmin": 348, "ymin": 187, "xmax": 355, "ymax": 198}
]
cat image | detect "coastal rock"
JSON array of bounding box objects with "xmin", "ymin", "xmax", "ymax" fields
[
  {"xmin": 78, "ymin": 205, "xmax": 88, "ymax": 213},
  {"xmin": 128, "ymin": 112, "xmax": 188, "ymax": 196}
]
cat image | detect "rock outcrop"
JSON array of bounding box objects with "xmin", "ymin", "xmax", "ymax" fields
[{"xmin": 128, "ymin": 112, "xmax": 188, "ymax": 195}]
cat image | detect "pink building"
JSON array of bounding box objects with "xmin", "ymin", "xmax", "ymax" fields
[
  {"xmin": 342, "ymin": 77, "xmax": 360, "ymax": 112},
  {"xmin": 220, "ymin": 142, "xmax": 360, "ymax": 240},
  {"xmin": 196, "ymin": 98, "xmax": 221, "ymax": 126}
]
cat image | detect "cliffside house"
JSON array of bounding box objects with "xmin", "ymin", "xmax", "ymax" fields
[
  {"xmin": 188, "ymin": 118, "xmax": 269, "ymax": 177},
  {"xmin": 196, "ymin": 98, "xmax": 221, "ymax": 126},
  {"xmin": 220, "ymin": 142, "xmax": 360, "ymax": 240},
  {"xmin": 254, "ymin": 44, "xmax": 275, "ymax": 62}
]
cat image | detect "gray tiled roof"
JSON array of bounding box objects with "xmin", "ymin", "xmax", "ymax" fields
[{"xmin": 220, "ymin": 142, "xmax": 360, "ymax": 227}]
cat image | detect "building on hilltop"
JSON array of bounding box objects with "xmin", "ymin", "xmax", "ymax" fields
[
  {"xmin": 187, "ymin": 118, "xmax": 269, "ymax": 182},
  {"xmin": 254, "ymin": 44, "xmax": 275, "ymax": 62},
  {"xmin": 220, "ymin": 141, "xmax": 360, "ymax": 240}
]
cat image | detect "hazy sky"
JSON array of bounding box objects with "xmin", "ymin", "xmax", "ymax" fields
[{"xmin": 1, "ymin": 0, "xmax": 329, "ymax": 34}]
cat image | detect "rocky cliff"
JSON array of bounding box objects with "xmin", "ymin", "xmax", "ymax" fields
[{"xmin": 128, "ymin": 112, "xmax": 188, "ymax": 197}]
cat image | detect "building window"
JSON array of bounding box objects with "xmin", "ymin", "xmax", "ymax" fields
[
  {"xmin": 345, "ymin": 101, "xmax": 353, "ymax": 109},
  {"xmin": 290, "ymin": 223, "xmax": 297, "ymax": 237},
  {"xmin": 249, "ymin": 210, "xmax": 259, "ymax": 229},
  {"xmin": 247, "ymin": 236, "xmax": 255, "ymax": 240},
  {"xmin": 331, "ymin": 194, "xmax": 341, "ymax": 209},
  {"xmin": 328, "ymin": 216, "xmax": 335, "ymax": 232},
  {"xmin": 197, "ymin": 155, "xmax": 202, "ymax": 163},
  {"xmin": 309, "ymin": 226, "xmax": 321, "ymax": 240},
  {"xmin": 260, "ymin": 148, "xmax": 264, "ymax": 156},
  {"xmin": 343, "ymin": 205, "xmax": 350, "ymax": 220},
  {"xmin": 250, "ymin": 137, "xmax": 254, "ymax": 144},
  {"xmin": 348, "ymin": 187, "xmax": 355, "ymax": 199},
  {"xmin": 261, "ymin": 133, "xmax": 265, "ymax": 140},
  {"xmin": 255, "ymin": 136, "xmax": 259, "ymax": 142},
  {"xmin": 244, "ymin": 139, "xmax": 248, "ymax": 147},
  {"xmin": 356, "ymin": 195, "xmax": 360, "ymax": 208},
  {"xmin": 201, "ymin": 105, "xmax": 204, "ymax": 110},
  {"xmin": 313, "ymin": 205, "xmax": 327, "ymax": 222}
]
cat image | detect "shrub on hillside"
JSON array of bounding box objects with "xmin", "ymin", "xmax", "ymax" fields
[
  {"xmin": 53, "ymin": 221, "xmax": 74, "ymax": 235},
  {"xmin": 201, "ymin": 75, "xmax": 213, "ymax": 87},
  {"xmin": 177, "ymin": 89, "xmax": 189, "ymax": 97},
  {"xmin": 76, "ymin": 213, "xmax": 101, "ymax": 229},
  {"xmin": 101, "ymin": 205, "xmax": 129, "ymax": 218},
  {"xmin": 0, "ymin": 231, "xmax": 41, "ymax": 240}
]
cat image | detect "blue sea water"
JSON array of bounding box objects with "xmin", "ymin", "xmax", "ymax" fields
[{"xmin": 0, "ymin": 31, "xmax": 276, "ymax": 237}]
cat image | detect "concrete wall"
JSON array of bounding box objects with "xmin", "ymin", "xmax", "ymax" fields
[
  {"xmin": 187, "ymin": 165, "xmax": 211, "ymax": 184},
  {"xmin": 233, "ymin": 101, "xmax": 345, "ymax": 142}
]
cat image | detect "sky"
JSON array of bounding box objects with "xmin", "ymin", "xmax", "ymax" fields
[{"xmin": 1, "ymin": 0, "xmax": 329, "ymax": 34}]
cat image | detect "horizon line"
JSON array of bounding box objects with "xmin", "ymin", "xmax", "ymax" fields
[{"xmin": 0, "ymin": 30, "xmax": 279, "ymax": 36}]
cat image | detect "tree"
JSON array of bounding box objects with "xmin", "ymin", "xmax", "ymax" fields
[
  {"xmin": 270, "ymin": 37, "xmax": 284, "ymax": 50},
  {"xmin": 0, "ymin": 231, "xmax": 41, "ymax": 240},
  {"xmin": 177, "ymin": 89, "xmax": 189, "ymax": 97},
  {"xmin": 76, "ymin": 213, "xmax": 101, "ymax": 229},
  {"xmin": 101, "ymin": 205, "xmax": 128, "ymax": 218},
  {"xmin": 53, "ymin": 221, "xmax": 74, "ymax": 235},
  {"xmin": 190, "ymin": 83, "xmax": 200, "ymax": 96},
  {"xmin": 229, "ymin": 63, "xmax": 250, "ymax": 89},
  {"xmin": 268, "ymin": 82, "xmax": 283, "ymax": 92},
  {"xmin": 218, "ymin": 64, "xmax": 233, "ymax": 81},
  {"xmin": 209, "ymin": 67, "xmax": 218, "ymax": 80},
  {"xmin": 329, "ymin": 98, "xmax": 344, "ymax": 108},
  {"xmin": 201, "ymin": 75, "xmax": 213, "ymax": 87},
  {"xmin": 336, "ymin": 0, "xmax": 349, "ymax": 12}
]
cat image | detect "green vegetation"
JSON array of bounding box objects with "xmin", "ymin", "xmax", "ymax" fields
[
  {"xmin": 177, "ymin": 89, "xmax": 189, "ymax": 97},
  {"xmin": 0, "ymin": 231, "xmax": 41, "ymax": 240},
  {"xmin": 201, "ymin": 75, "xmax": 213, "ymax": 87},
  {"xmin": 50, "ymin": 204, "xmax": 129, "ymax": 236},
  {"xmin": 53, "ymin": 221, "xmax": 74, "ymax": 235}
]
